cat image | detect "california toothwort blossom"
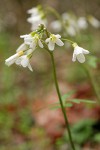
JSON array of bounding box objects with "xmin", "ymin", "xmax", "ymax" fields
[
  {"xmin": 5, "ymin": 29, "xmax": 44, "ymax": 71},
  {"xmin": 72, "ymin": 43, "xmax": 90, "ymax": 63},
  {"xmin": 50, "ymin": 20, "xmax": 62, "ymax": 32},
  {"xmin": 27, "ymin": 6, "xmax": 47, "ymax": 30},
  {"xmin": 5, "ymin": 49, "xmax": 33, "ymax": 71},
  {"xmin": 77, "ymin": 17, "xmax": 88, "ymax": 30},
  {"xmin": 15, "ymin": 55, "xmax": 33, "ymax": 71},
  {"xmin": 45, "ymin": 34, "xmax": 64, "ymax": 51},
  {"xmin": 88, "ymin": 15, "xmax": 100, "ymax": 28},
  {"xmin": 5, "ymin": 51, "xmax": 24, "ymax": 67}
]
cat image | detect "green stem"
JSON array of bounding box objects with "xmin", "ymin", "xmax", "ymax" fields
[
  {"xmin": 83, "ymin": 65, "xmax": 100, "ymax": 104},
  {"xmin": 46, "ymin": 7, "xmax": 66, "ymax": 31},
  {"xmin": 50, "ymin": 52, "xmax": 76, "ymax": 150},
  {"xmin": 61, "ymin": 38, "xmax": 74, "ymax": 44},
  {"xmin": 46, "ymin": 6, "xmax": 61, "ymax": 21}
]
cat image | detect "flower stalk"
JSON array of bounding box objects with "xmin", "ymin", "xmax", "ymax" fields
[
  {"xmin": 83, "ymin": 65, "xmax": 100, "ymax": 103},
  {"xmin": 50, "ymin": 52, "xmax": 76, "ymax": 150}
]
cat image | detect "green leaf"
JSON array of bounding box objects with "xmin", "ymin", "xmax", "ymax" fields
[
  {"xmin": 70, "ymin": 99, "xmax": 80, "ymax": 104},
  {"xmin": 50, "ymin": 105, "xmax": 61, "ymax": 110},
  {"xmin": 50, "ymin": 102, "xmax": 73, "ymax": 110},
  {"xmin": 61, "ymin": 90, "xmax": 76, "ymax": 101},
  {"xmin": 71, "ymin": 99, "xmax": 96, "ymax": 104},
  {"xmin": 64, "ymin": 103, "xmax": 73, "ymax": 107}
]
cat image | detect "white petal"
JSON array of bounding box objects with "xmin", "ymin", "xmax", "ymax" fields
[
  {"xmin": 67, "ymin": 26, "xmax": 76, "ymax": 36},
  {"xmin": 77, "ymin": 53, "xmax": 85, "ymax": 63},
  {"xmin": 30, "ymin": 41, "xmax": 36, "ymax": 49},
  {"xmin": 20, "ymin": 34, "xmax": 29, "ymax": 38},
  {"xmin": 5, "ymin": 53, "xmax": 18, "ymax": 66},
  {"xmin": 15, "ymin": 57, "xmax": 21, "ymax": 65},
  {"xmin": 82, "ymin": 49, "xmax": 90, "ymax": 54},
  {"xmin": 45, "ymin": 38, "xmax": 50, "ymax": 43},
  {"xmin": 72, "ymin": 53, "xmax": 76, "ymax": 62},
  {"xmin": 56, "ymin": 39, "xmax": 64, "ymax": 46},
  {"xmin": 5, "ymin": 58, "xmax": 16, "ymax": 66},
  {"xmin": 16, "ymin": 43, "xmax": 27, "ymax": 52},
  {"xmin": 21, "ymin": 56, "xmax": 29, "ymax": 67},
  {"xmin": 28, "ymin": 63, "xmax": 33, "ymax": 71},
  {"xmin": 38, "ymin": 39, "xmax": 43, "ymax": 48},
  {"xmin": 74, "ymin": 46, "xmax": 83, "ymax": 55},
  {"xmin": 27, "ymin": 8, "xmax": 38, "ymax": 15},
  {"xmin": 55, "ymin": 34, "xmax": 61, "ymax": 38},
  {"xmin": 48, "ymin": 41, "xmax": 55, "ymax": 51}
]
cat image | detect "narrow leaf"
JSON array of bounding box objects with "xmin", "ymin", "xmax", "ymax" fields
[
  {"xmin": 61, "ymin": 90, "xmax": 76, "ymax": 101},
  {"xmin": 71, "ymin": 99, "xmax": 96, "ymax": 104},
  {"xmin": 64, "ymin": 103, "xmax": 73, "ymax": 107}
]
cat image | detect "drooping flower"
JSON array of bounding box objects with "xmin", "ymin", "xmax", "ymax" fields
[
  {"xmin": 5, "ymin": 51, "xmax": 24, "ymax": 66},
  {"xmin": 15, "ymin": 55, "xmax": 33, "ymax": 71},
  {"xmin": 5, "ymin": 50, "xmax": 33, "ymax": 71},
  {"xmin": 72, "ymin": 43, "xmax": 89, "ymax": 63},
  {"xmin": 45, "ymin": 34, "xmax": 64, "ymax": 51}
]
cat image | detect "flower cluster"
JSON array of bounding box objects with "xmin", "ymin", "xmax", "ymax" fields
[
  {"xmin": 50, "ymin": 12, "xmax": 100, "ymax": 36},
  {"xmin": 5, "ymin": 25, "xmax": 66, "ymax": 71},
  {"xmin": 5, "ymin": 23, "xmax": 90, "ymax": 71},
  {"xmin": 5, "ymin": 31, "xmax": 45, "ymax": 71},
  {"xmin": 27, "ymin": 5, "xmax": 47, "ymax": 30}
]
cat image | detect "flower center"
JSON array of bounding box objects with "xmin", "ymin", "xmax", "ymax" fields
[{"xmin": 50, "ymin": 34, "xmax": 56, "ymax": 42}]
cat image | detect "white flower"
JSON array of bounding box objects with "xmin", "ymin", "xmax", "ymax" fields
[
  {"xmin": 15, "ymin": 55, "xmax": 33, "ymax": 71},
  {"xmin": 67, "ymin": 26, "xmax": 76, "ymax": 36},
  {"xmin": 45, "ymin": 34, "xmax": 64, "ymax": 51},
  {"xmin": 27, "ymin": 6, "xmax": 47, "ymax": 30},
  {"xmin": 62, "ymin": 13, "xmax": 70, "ymax": 21},
  {"xmin": 88, "ymin": 16, "xmax": 100, "ymax": 28},
  {"xmin": 5, "ymin": 51, "xmax": 24, "ymax": 66},
  {"xmin": 27, "ymin": 7, "xmax": 39, "ymax": 16},
  {"xmin": 50, "ymin": 20, "xmax": 62, "ymax": 32},
  {"xmin": 72, "ymin": 43, "xmax": 89, "ymax": 63},
  {"xmin": 20, "ymin": 34, "xmax": 43, "ymax": 50},
  {"xmin": 77, "ymin": 17, "xmax": 88, "ymax": 29},
  {"xmin": 27, "ymin": 15, "xmax": 47, "ymax": 30}
]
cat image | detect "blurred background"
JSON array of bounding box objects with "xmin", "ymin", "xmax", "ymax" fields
[{"xmin": 0, "ymin": 0, "xmax": 100, "ymax": 150}]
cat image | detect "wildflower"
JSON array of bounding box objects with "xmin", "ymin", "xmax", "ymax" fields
[
  {"xmin": 45, "ymin": 34, "xmax": 64, "ymax": 51},
  {"xmin": 88, "ymin": 15, "xmax": 100, "ymax": 28},
  {"xmin": 5, "ymin": 51, "xmax": 24, "ymax": 66},
  {"xmin": 72, "ymin": 43, "xmax": 89, "ymax": 63},
  {"xmin": 27, "ymin": 7, "xmax": 39, "ymax": 16},
  {"xmin": 15, "ymin": 55, "xmax": 33, "ymax": 71},
  {"xmin": 20, "ymin": 34, "xmax": 43, "ymax": 50},
  {"xmin": 50, "ymin": 20, "xmax": 62, "ymax": 32},
  {"xmin": 62, "ymin": 13, "xmax": 70, "ymax": 21},
  {"xmin": 66, "ymin": 26, "xmax": 76, "ymax": 37},
  {"xmin": 27, "ymin": 6, "xmax": 47, "ymax": 30},
  {"xmin": 77, "ymin": 17, "xmax": 88, "ymax": 29}
]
